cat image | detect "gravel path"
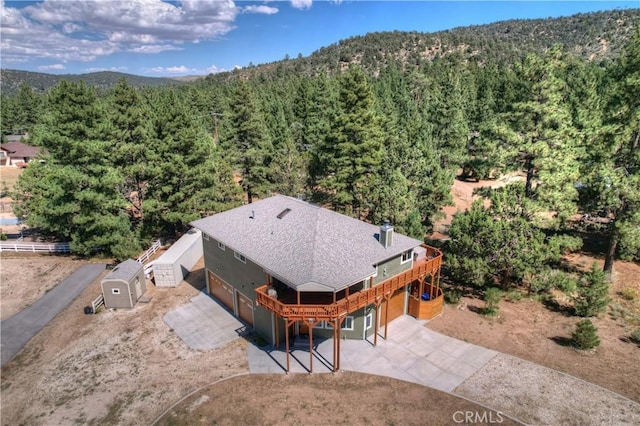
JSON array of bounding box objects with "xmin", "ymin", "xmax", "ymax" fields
[{"xmin": 454, "ymin": 353, "xmax": 640, "ymax": 425}]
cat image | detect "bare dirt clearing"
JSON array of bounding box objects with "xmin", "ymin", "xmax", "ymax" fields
[
  {"xmin": 156, "ymin": 373, "xmax": 517, "ymax": 426},
  {"xmin": 1, "ymin": 258, "xmax": 503, "ymax": 425},
  {"xmin": 0, "ymin": 255, "xmax": 88, "ymax": 319}
]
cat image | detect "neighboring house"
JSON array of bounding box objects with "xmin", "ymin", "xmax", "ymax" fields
[
  {"xmin": 0, "ymin": 141, "xmax": 40, "ymax": 167},
  {"xmin": 191, "ymin": 195, "xmax": 444, "ymax": 372}
]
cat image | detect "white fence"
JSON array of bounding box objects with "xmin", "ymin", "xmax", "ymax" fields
[
  {"xmin": 91, "ymin": 294, "xmax": 104, "ymax": 314},
  {"xmin": 0, "ymin": 242, "xmax": 71, "ymax": 253},
  {"xmin": 137, "ymin": 239, "xmax": 162, "ymax": 264}
]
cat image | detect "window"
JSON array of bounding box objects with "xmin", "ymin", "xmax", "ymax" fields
[
  {"xmin": 203, "ymin": 233, "xmax": 209, "ymax": 241},
  {"xmin": 401, "ymin": 249, "xmax": 413, "ymax": 264},
  {"xmin": 234, "ymin": 251, "xmax": 246, "ymax": 263},
  {"xmin": 218, "ymin": 241, "xmax": 226, "ymax": 251},
  {"xmin": 365, "ymin": 313, "xmax": 373, "ymax": 330},
  {"xmin": 313, "ymin": 321, "xmax": 325, "ymax": 329},
  {"xmin": 342, "ymin": 316, "xmax": 354, "ymax": 331},
  {"xmin": 112, "ymin": 288, "xmax": 121, "ymax": 295}
]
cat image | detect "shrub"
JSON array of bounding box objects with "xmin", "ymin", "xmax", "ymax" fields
[
  {"xmin": 630, "ymin": 329, "xmax": 640, "ymax": 345},
  {"xmin": 572, "ymin": 319, "xmax": 600, "ymax": 350},
  {"xmin": 483, "ymin": 287, "xmax": 502, "ymax": 316},
  {"xmin": 504, "ymin": 290, "xmax": 523, "ymax": 302},
  {"xmin": 573, "ymin": 263, "xmax": 610, "ymax": 317},
  {"xmin": 0, "ymin": 232, "xmax": 7, "ymax": 241},
  {"xmin": 621, "ymin": 287, "xmax": 638, "ymax": 301},
  {"xmin": 444, "ymin": 289, "xmax": 462, "ymax": 304},
  {"xmin": 530, "ymin": 268, "xmax": 577, "ymax": 295}
]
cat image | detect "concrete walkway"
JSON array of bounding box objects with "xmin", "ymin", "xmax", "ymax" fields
[
  {"xmin": 1, "ymin": 263, "xmax": 106, "ymax": 367},
  {"xmin": 166, "ymin": 292, "xmax": 640, "ymax": 424}
]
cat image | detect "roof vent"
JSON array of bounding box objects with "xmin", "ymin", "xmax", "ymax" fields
[
  {"xmin": 277, "ymin": 208, "xmax": 291, "ymax": 219},
  {"xmin": 380, "ymin": 219, "xmax": 393, "ymax": 248},
  {"xmin": 250, "ymin": 210, "xmax": 255, "ymax": 219}
]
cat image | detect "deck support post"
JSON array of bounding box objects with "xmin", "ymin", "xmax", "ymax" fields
[
  {"xmin": 285, "ymin": 319, "xmax": 294, "ymax": 373},
  {"xmin": 374, "ymin": 303, "xmax": 379, "ymax": 346},
  {"xmin": 309, "ymin": 322, "xmax": 313, "ymax": 373},
  {"xmin": 384, "ymin": 295, "xmax": 390, "ymax": 340}
]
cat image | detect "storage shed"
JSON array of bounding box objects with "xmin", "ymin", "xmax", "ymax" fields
[
  {"xmin": 101, "ymin": 259, "xmax": 146, "ymax": 309},
  {"xmin": 152, "ymin": 229, "xmax": 203, "ymax": 287}
]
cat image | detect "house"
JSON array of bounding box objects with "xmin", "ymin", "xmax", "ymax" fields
[
  {"xmin": 101, "ymin": 259, "xmax": 147, "ymax": 309},
  {"xmin": 190, "ymin": 195, "xmax": 443, "ymax": 372},
  {"xmin": 0, "ymin": 141, "xmax": 40, "ymax": 167}
]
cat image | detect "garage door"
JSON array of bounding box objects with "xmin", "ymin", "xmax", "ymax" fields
[
  {"xmin": 207, "ymin": 271, "xmax": 233, "ymax": 311},
  {"xmin": 236, "ymin": 291, "xmax": 254, "ymax": 326},
  {"xmin": 380, "ymin": 286, "xmax": 406, "ymax": 326}
]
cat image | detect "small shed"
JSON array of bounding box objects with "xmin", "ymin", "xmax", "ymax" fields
[
  {"xmin": 101, "ymin": 259, "xmax": 146, "ymax": 309},
  {"xmin": 152, "ymin": 229, "xmax": 203, "ymax": 287}
]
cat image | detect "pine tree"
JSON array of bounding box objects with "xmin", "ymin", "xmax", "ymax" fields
[
  {"xmin": 106, "ymin": 79, "xmax": 154, "ymax": 232},
  {"xmin": 229, "ymin": 81, "xmax": 273, "ymax": 204},
  {"xmin": 446, "ymin": 184, "xmax": 579, "ymax": 289},
  {"xmin": 143, "ymin": 91, "xmax": 240, "ymax": 237},
  {"xmin": 573, "ymin": 262, "xmax": 610, "ymax": 317},
  {"xmin": 582, "ymin": 30, "xmax": 640, "ymax": 275},
  {"xmin": 572, "ymin": 319, "xmax": 600, "ymax": 350},
  {"xmin": 12, "ymin": 81, "xmax": 139, "ymax": 259},
  {"xmin": 497, "ymin": 46, "xmax": 582, "ymax": 224},
  {"xmin": 315, "ymin": 66, "xmax": 384, "ymax": 217}
]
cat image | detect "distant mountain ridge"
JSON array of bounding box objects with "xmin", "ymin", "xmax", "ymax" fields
[
  {"xmin": 223, "ymin": 8, "xmax": 639, "ymax": 81},
  {"xmin": 0, "ymin": 69, "xmax": 183, "ymax": 96},
  {"xmin": 2, "ymin": 8, "xmax": 638, "ymax": 95}
]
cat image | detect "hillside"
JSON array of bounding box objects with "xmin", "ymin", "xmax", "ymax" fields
[
  {"xmin": 215, "ymin": 8, "xmax": 639, "ymax": 81},
  {"xmin": 0, "ymin": 69, "xmax": 182, "ymax": 96},
  {"xmin": 1, "ymin": 9, "xmax": 638, "ymax": 94}
]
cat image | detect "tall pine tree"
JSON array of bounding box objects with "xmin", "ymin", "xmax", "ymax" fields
[
  {"xmin": 315, "ymin": 66, "xmax": 384, "ymax": 218},
  {"xmin": 12, "ymin": 81, "xmax": 139, "ymax": 259}
]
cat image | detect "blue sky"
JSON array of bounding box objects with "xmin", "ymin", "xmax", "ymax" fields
[{"xmin": 1, "ymin": 1, "xmax": 637, "ymax": 77}]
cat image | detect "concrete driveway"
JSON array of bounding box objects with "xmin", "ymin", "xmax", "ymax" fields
[
  {"xmin": 163, "ymin": 292, "xmax": 248, "ymax": 350},
  {"xmin": 247, "ymin": 316, "xmax": 497, "ymax": 392},
  {"xmin": 1, "ymin": 263, "xmax": 106, "ymax": 367},
  {"xmin": 166, "ymin": 292, "xmax": 640, "ymax": 424}
]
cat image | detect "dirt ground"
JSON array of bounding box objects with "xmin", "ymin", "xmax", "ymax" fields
[
  {"xmin": 1, "ymin": 173, "xmax": 639, "ymax": 424},
  {"xmin": 0, "ymin": 257, "xmax": 508, "ymax": 425}
]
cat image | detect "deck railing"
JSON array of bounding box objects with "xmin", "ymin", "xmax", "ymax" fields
[{"xmin": 256, "ymin": 245, "xmax": 442, "ymax": 322}]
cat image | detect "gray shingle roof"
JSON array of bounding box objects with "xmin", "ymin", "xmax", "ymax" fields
[
  {"xmin": 191, "ymin": 195, "xmax": 422, "ymax": 292},
  {"xmin": 104, "ymin": 259, "xmax": 142, "ymax": 282}
]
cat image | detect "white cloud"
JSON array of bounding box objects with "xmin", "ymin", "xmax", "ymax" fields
[
  {"xmin": 242, "ymin": 5, "xmax": 279, "ymax": 15},
  {"xmin": 291, "ymin": 0, "xmax": 312, "ymax": 10},
  {"xmin": 84, "ymin": 66, "xmax": 128, "ymax": 72},
  {"xmin": 38, "ymin": 63, "xmax": 66, "ymax": 70},
  {"xmin": 128, "ymin": 44, "xmax": 182, "ymax": 54},
  {"xmin": 144, "ymin": 64, "xmax": 227, "ymax": 76},
  {"xmin": 0, "ymin": 0, "xmax": 239, "ymax": 63}
]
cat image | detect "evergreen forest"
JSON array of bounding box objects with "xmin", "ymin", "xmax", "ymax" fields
[{"xmin": 1, "ymin": 10, "xmax": 638, "ymax": 293}]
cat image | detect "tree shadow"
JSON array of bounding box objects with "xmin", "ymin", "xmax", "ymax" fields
[
  {"xmin": 619, "ymin": 336, "xmax": 640, "ymax": 348},
  {"xmin": 541, "ymin": 297, "xmax": 574, "ymax": 317},
  {"xmin": 467, "ymin": 305, "xmax": 485, "ymax": 315},
  {"xmin": 549, "ymin": 336, "xmax": 574, "ymax": 347}
]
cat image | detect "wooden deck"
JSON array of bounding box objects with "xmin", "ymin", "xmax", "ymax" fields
[{"xmin": 255, "ymin": 245, "xmax": 443, "ymax": 322}]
